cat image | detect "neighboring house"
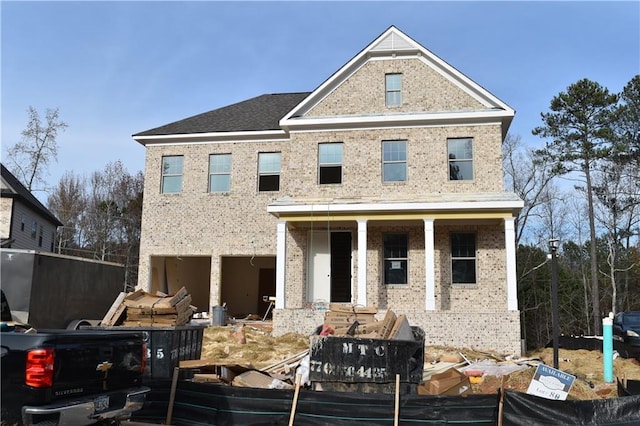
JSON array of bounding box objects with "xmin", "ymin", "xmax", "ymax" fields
[
  {"xmin": 133, "ymin": 26, "xmax": 524, "ymax": 353},
  {"xmin": 0, "ymin": 163, "xmax": 62, "ymax": 251},
  {"xmin": 0, "ymin": 164, "xmax": 63, "ymax": 252}
]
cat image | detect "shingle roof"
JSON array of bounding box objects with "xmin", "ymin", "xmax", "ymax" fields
[
  {"xmin": 134, "ymin": 92, "xmax": 311, "ymax": 137},
  {"xmin": 0, "ymin": 163, "xmax": 63, "ymax": 226}
]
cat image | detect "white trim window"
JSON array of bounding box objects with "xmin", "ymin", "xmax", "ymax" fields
[
  {"xmin": 382, "ymin": 140, "xmax": 407, "ymax": 182},
  {"xmin": 161, "ymin": 155, "xmax": 183, "ymax": 194},
  {"xmin": 318, "ymin": 143, "xmax": 343, "ymax": 184},
  {"xmin": 385, "ymin": 73, "xmax": 402, "ymax": 106},
  {"xmin": 451, "ymin": 232, "xmax": 476, "ymax": 284},
  {"xmin": 209, "ymin": 154, "xmax": 232, "ymax": 193},
  {"xmin": 383, "ymin": 233, "xmax": 408, "ymax": 284},
  {"xmin": 258, "ymin": 152, "xmax": 281, "ymax": 192},
  {"xmin": 448, "ymin": 138, "xmax": 474, "ymax": 181}
]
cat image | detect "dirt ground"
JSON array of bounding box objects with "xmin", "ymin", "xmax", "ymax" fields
[{"xmin": 200, "ymin": 323, "xmax": 640, "ymax": 400}]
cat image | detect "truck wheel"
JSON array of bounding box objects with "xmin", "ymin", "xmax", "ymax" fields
[{"xmin": 66, "ymin": 319, "xmax": 92, "ymax": 330}]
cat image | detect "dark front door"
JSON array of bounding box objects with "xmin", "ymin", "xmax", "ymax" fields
[
  {"xmin": 330, "ymin": 232, "xmax": 352, "ymax": 303},
  {"xmin": 258, "ymin": 268, "xmax": 276, "ymax": 319}
]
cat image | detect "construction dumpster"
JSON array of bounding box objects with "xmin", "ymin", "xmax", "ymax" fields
[
  {"xmin": 309, "ymin": 326, "xmax": 425, "ymax": 388},
  {"xmin": 89, "ymin": 325, "xmax": 205, "ymax": 379}
]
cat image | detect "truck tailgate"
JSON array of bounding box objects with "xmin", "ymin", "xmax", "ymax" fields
[
  {"xmin": 52, "ymin": 330, "xmax": 144, "ymax": 397},
  {"xmin": 18, "ymin": 330, "xmax": 145, "ymax": 405}
]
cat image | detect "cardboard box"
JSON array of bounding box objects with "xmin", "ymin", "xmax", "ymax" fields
[{"xmin": 417, "ymin": 368, "xmax": 471, "ymax": 396}]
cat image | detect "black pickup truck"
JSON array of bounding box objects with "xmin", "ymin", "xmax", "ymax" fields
[{"xmin": 1, "ymin": 290, "xmax": 150, "ymax": 425}]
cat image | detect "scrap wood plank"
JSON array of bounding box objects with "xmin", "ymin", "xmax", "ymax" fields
[
  {"xmin": 325, "ymin": 311, "xmax": 376, "ymax": 319},
  {"xmin": 179, "ymin": 359, "xmax": 254, "ymax": 373},
  {"xmin": 378, "ymin": 310, "xmax": 397, "ymax": 339},
  {"xmin": 328, "ymin": 304, "xmax": 378, "ymax": 314},
  {"xmin": 332, "ymin": 322, "xmax": 381, "ymax": 336},
  {"xmin": 324, "ymin": 314, "xmax": 377, "ymax": 324},
  {"xmin": 263, "ymin": 350, "xmax": 309, "ymax": 373},
  {"xmin": 101, "ymin": 292, "xmax": 127, "ymax": 326},
  {"xmin": 124, "ymin": 286, "xmax": 189, "ymax": 309},
  {"xmin": 193, "ymin": 373, "xmax": 222, "ymax": 383},
  {"xmin": 388, "ymin": 315, "xmax": 414, "ymax": 341},
  {"xmin": 126, "ymin": 294, "xmax": 192, "ymax": 315}
]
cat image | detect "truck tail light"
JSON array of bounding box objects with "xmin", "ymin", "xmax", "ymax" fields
[
  {"xmin": 141, "ymin": 343, "xmax": 147, "ymax": 374},
  {"xmin": 26, "ymin": 348, "xmax": 55, "ymax": 388}
]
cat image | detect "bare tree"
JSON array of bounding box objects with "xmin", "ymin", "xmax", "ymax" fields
[
  {"xmin": 502, "ymin": 133, "xmax": 555, "ymax": 246},
  {"xmin": 563, "ymin": 198, "xmax": 593, "ymax": 334},
  {"xmin": 82, "ymin": 161, "xmax": 143, "ymax": 289},
  {"xmin": 594, "ymin": 167, "xmax": 638, "ymax": 315},
  {"xmin": 5, "ymin": 107, "xmax": 67, "ymax": 191},
  {"xmin": 46, "ymin": 172, "xmax": 87, "ymax": 254}
]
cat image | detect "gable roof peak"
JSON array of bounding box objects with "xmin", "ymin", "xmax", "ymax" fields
[{"xmin": 370, "ymin": 26, "xmax": 419, "ymax": 54}]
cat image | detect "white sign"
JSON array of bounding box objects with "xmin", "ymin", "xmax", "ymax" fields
[{"xmin": 526, "ymin": 364, "xmax": 575, "ymax": 400}]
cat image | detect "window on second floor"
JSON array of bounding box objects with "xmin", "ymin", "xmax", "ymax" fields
[
  {"xmin": 385, "ymin": 73, "xmax": 402, "ymax": 106},
  {"xmin": 209, "ymin": 154, "xmax": 231, "ymax": 193},
  {"xmin": 38, "ymin": 225, "xmax": 43, "ymax": 247},
  {"xmin": 383, "ymin": 233, "xmax": 408, "ymax": 285},
  {"xmin": 31, "ymin": 221, "xmax": 37, "ymax": 239},
  {"xmin": 161, "ymin": 155, "xmax": 183, "ymax": 194},
  {"xmin": 21, "ymin": 214, "xmax": 26, "ymax": 231},
  {"xmin": 318, "ymin": 143, "xmax": 343, "ymax": 185},
  {"xmin": 451, "ymin": 232, "xmax": 476, "ymax": 284},
  {"xmin": 448, "ymin": 138, "xmax": 473, "ymax": 181},
  {"xmin": 382, "ymin": 140, "xmax": 407, "ymax": 182},
  {"xmin": 258, "ymin": 152, "xmax": 281, "ymax": 192}
]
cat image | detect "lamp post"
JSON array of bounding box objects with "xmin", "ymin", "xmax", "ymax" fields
[{"xmin": 549, "ymin": 238, "xmax": 559, "ymax": 369}]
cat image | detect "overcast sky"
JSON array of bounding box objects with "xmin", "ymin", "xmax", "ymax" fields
[{"xmin": 2, "ymin": 1, "xmax": 638, "ymax": 203}]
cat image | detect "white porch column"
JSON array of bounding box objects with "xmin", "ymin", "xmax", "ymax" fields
[
  {"xmin": 357, "ymin": 219, "xmax": 368, "ymax": 306},
  {"xmin": 275, "ymin": 220, "xmax": 287, "ymax": 309},
  {"xmin": 505, "ymin": 217, "xmax": 518, "ymax": 311},
  {"xmin": 424, "ymin": 218, "xmax": 436, "ymax": 311}
]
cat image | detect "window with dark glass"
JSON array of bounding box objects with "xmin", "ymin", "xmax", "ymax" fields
[
  {"xmin": 318, "ymin": 143, "xmax": 343, "ymax": 184},
  {"xmin": 209, "ymin": 154, "xmax": 231, "ymax": 192},
  {"xmin": 382, "ymin": 140, "xmax": 407, "ymax": 182},
  {"xmin": 448, "ymin": 138, "xmax": 473, "ymax": 180},
  {"xmin": 386, "ymin": 73, "xmax": 402, "ymax": 106},
  {"xmin": 161, "ymin": 155, "xmax": 183, "ymax": 194},
  {"xmin": 451, "ymin": 233, "xmax": 476, "ymax": 284},
  {"xmin": 258, "ymin": 152, "xmax": 281, "ymax": 192},
  {"xmin": 383, "ymin": 233, "xmax": 408, "ymax": 284},
  {"xmin": 38, "ymin": 225, "xmax": 43, "ymax": 247},
  {"xmin": 31, "ymin": 221, "xmax": 37, "ymax": 239}
]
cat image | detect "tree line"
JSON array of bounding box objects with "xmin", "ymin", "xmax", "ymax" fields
[
  {"xmin": 6, "ymin": 74, "xmax": 639, "ymax": 349},
  {"xmin": 505, "ymin": 75, "xmax": 639, "ymax": 347}
]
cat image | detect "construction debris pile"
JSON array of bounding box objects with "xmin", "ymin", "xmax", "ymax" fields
[
  {"xmin": 320, "ymin": 305, "xmax": 414, "ymax": 341},
  {"xmin": 101, "ymin": 287, "xmax": 196, "ymax": 327}
]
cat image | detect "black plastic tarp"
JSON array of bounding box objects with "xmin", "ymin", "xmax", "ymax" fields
[
  {"xmin": 501, "ymin": 390, "xmax": 640, "ymax": 425},
  {"xmin": 134, "ymin": 380, "xmax": 498, "ymax": 425},
  {"xmin": 618, "ymin": 379, "xmax": 640, "ymax": 397},
  {"xmin": 133, "ymin": 380, "xmax": 640, "ymax": 425}
]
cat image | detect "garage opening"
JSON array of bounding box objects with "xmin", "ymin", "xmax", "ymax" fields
[
  {"xmin": 221, "ymin": 256, "xmax": 276, "ymax": 321},
  {"xmin": 149, "ymin": 256, "xmax": 211, "ymax": 316}
]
